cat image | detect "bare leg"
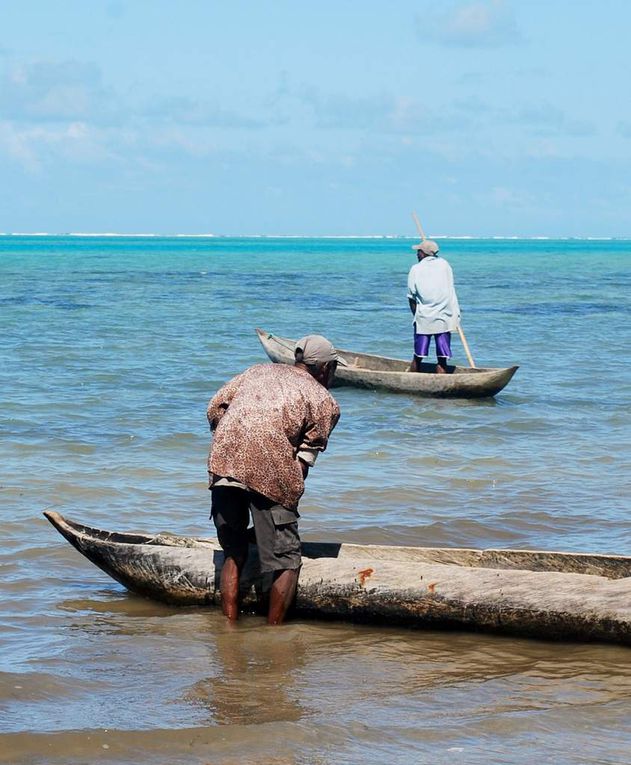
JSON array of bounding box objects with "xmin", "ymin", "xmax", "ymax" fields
[
  {"xmin": 267, "ymin": 568, "xmax": 300, "ymax": 625},
  {"xmin": 436, "ymin": 356, "xmax": 448, "ymax": 374},
  {"xmin": 219, "ymin": 556, "xmax": 244, "ymax": 621}
]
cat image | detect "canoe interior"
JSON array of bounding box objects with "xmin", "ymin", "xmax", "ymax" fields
[
  {"xmin": 45, "ymin": 512, "xmax": 631, "ymax": 580},
  {"xmin": 45, "ymin": 513, "xmax": 216, "ymax": 549},
  {"xmin": 255, "ymin": 328, "xmax": 517, "ymax": 377},
  {"xmin": 336, "ymin": 348, "xmax": 489, "ymax": 375}
]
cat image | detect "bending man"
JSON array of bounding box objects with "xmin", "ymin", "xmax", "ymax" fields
[
  {"xmin": 407, "ymin": 239, "xmax": 461, "ymax": 374},
  {"xmin": 207, "ymin": 335, "xmax": 341, "ymax": 625}
]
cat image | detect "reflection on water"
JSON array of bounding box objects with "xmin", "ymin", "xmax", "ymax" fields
[{"xmin": 185, "ymin": 622, "xmax": 307, "ymax": 725}]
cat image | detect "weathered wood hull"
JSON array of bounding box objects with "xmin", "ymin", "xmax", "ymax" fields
[
  {"xmin": 256, "ymin": 329, "xmax": 518, "ymax": 398},
  {"xmin": 45, "ymin": 511, "xmax": 631, "ymax": 645}
]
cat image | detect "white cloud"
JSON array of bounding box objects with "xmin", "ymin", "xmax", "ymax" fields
[
  {"xmin": 140, "ymin": 96, "xmax": 264, "ymax": 129},
  {"xmin": 417, "ymin": 0, "xmax": 521, "ymax": 48},
  {"xmin": 502, "ymin": 104, "xmax": 596, "ymax": 137},
  {"xmin": 0, "ymin": 53, "xmax": 274, "ymax": 171},
  {"xmin": 489, "ymin": 186, "xmax": 527, "ymax": 205},
  {"xmin": 0, "ymin": 120, "xmax": 120, "ymax": 172},
  {"xmin": 295, "ymin": 86, "xmax": 470, "ymax": 135},
  {"xmin": 0, "ymin": 59, "xmax": 122, "ymax": 123},
  {"xmin": 0, "ymin": 122, "xmax": 41, "ymax": 172},
  {"xmin": 146, "ymin": 127, "xmax": 218, "ymax": 158},
  {"xmin": 0, "ymin": 56, "xmax": 263, "ymax": 131},
  {"xmin": 525, "ymin": 139, "xmax": 562, "ymax": 159}
]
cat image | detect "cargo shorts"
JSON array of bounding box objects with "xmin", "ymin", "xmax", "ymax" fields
[{"xmin": 210, "ymin": 485, "xmax": 301, "ymax": 573}]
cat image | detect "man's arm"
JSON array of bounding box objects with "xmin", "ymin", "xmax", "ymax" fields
[
  {"xmin": 407, "ymin": 267, "xmax": 418, "ymax": 316},
  {"xmin": 296, "ymin": 398, "xmax": 341, "ymax": 478},
  {"xmin": 445, "ymin": 262, "xmax": 461, "ymax": 323}
]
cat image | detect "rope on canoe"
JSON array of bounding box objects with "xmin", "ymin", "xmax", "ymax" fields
[{"xmin": 268, "ymin": 333, "xmax": 296, "ymax": 353}]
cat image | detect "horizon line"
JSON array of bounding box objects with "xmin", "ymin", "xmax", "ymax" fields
[{"xmin": 0, "ymin": 232, "xmax": 629, "ymax": 241}]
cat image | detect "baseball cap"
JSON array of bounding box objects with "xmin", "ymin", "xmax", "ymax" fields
[
  {"xmin": 411, "ymin": 240, "xmax": 440, "ymax": 255},
  {"xmin": 295, "ymin": 335, "xmax": 348, "ymax": 366}
]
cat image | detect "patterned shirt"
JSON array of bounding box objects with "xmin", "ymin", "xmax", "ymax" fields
[{"xmin": 207, "ymin": 364, "xmax": 340, "ymax": 510}]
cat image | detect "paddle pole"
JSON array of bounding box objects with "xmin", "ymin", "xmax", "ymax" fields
[
  {"xmin": 456, "ymin": 326, "xmax": 475, "ymax": 368},
  {"xmin": 412, "ymin": 211, "xmax": 426, "ymax": 241},
  {"xmin": 411, "ymin": 211, "xmax": 476, "ymax": 368}
]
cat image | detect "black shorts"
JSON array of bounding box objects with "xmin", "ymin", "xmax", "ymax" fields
[{"xmin": 210, "ymin": 486, "xmax": 301, "ymax": 573}]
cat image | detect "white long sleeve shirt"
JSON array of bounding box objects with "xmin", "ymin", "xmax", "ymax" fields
[{"xmin": 407, "ymin": 255, "xmax": 461, "ymax": 334}]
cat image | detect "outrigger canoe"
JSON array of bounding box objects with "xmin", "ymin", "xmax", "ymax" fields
[
  {"xmin": 256, "ymin": 329, "xmax": 518, "ymax": 398},
  {"xmin": 45, "ymin": 511, "xmax": 631, "ymax": 645}
]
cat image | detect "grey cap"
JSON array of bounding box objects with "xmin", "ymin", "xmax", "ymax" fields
[
  {"xmin": 411, "ymin": 239, "xmax": 440, "ymax": 255},
  {"xmin": 295, "ymin": 334, "xmax": 347, "ymax": 366}
]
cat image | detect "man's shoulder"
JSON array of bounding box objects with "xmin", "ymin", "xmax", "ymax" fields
[
  {"xmin": 437, "ymin": 257, "xmax": 453, "ymax": 273},
  {"xmin": 238, "ymin": 363, "xmax": 279, "ymax": 378},
  {"xmin": 230, "ymin": 363, "xmax": 339, "ymax": 416},
  {"xmin": 242, "ymin": 362, "xmax": 322, "ymax": 388},
  {"xmin": 239, "ymin": 363, "xmax": 312, "ymax": 377},
  {"xmin": 424, "ymin": 256, "xmax": 452, "ymax": 270},
  {"xmin": 290, "ymin": 367, "xmax": 339, "ymax": 408},
  {"xmin": 220, "ymin": 363, "xmax": 278, "ymax": 389},
  {"xmin": 228, "ymin": 364, "xmax": 272, "ymax": 383}
]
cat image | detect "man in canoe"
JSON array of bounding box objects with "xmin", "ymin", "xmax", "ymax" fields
[
  {"xmin": 206, "ymin": 335, "xmax": 341, "ymax": 625},
  {"xmin": 407, "ymin": 239, "xmax": 461, "ymax": 373}
]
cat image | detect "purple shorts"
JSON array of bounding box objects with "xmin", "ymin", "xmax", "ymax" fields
[{"xmin": 414, "ymin": 331, "xmax": 452, "ymax": 359}]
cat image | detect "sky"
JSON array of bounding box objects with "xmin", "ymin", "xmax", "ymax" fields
[{"xmin": 1, "ymin": 0, "xmax": 630, "ymax": 236}]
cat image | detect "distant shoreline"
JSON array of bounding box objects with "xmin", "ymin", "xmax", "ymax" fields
[{"xmin": 0, "ymin": 233, "xmax": 629, "ymax": 241}]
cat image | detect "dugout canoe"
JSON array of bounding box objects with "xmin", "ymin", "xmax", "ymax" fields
[
  {"xmin": 256, "ymin": 328, "xmax": 518, "ymax": 398},
  {"xmin": 44, "ymin": 511, "xmax": 631, "ymax": 645}
]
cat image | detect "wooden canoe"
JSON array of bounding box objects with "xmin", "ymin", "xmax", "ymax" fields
[
  {"xmin": 256, "ymin": 329, "xmax": 518, "ymax": 398},
  {"xmin": 44, "ymin": 511, "xmax": 631, "ymax": 645}
]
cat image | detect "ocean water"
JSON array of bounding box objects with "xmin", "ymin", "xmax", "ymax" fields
[{"xmin": 1, "ymin": 235, "xmax": 631, "ymax": 764}]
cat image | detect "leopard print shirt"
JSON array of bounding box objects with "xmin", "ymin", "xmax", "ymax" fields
[{"xmin": 207, "ymin": 364, "xmax": 340, "ymax": 510}]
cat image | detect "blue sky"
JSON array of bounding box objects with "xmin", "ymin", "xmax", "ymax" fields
[{"xmin": 1, "ymin": 0, "xmax": 630, "ymax": 236}]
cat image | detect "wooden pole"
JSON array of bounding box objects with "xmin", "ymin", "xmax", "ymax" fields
[
  {"xmin": 412, "ymin": 211, "xmax": 426, "ymax": 241},
  {"xmin": 411, "ymin": 211, "xmax": 476, "ymax": 368},
  {"xmin": 457, "ymin": 326, "xmax": 475, "ymax": 368}
]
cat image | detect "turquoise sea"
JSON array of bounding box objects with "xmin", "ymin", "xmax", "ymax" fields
[{"xmin": 2, "ymin": 236, "xmax": 631, "ymax": 764}]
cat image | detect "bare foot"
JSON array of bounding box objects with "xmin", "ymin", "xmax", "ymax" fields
[{"xmin": 435, "ymin": 364, "xmax": 447, "ymax": 374}]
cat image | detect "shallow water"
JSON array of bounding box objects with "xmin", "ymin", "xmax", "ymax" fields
[{"xmin": 1, "ymin": 236, "xmax": 631, "ymax": 763}]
